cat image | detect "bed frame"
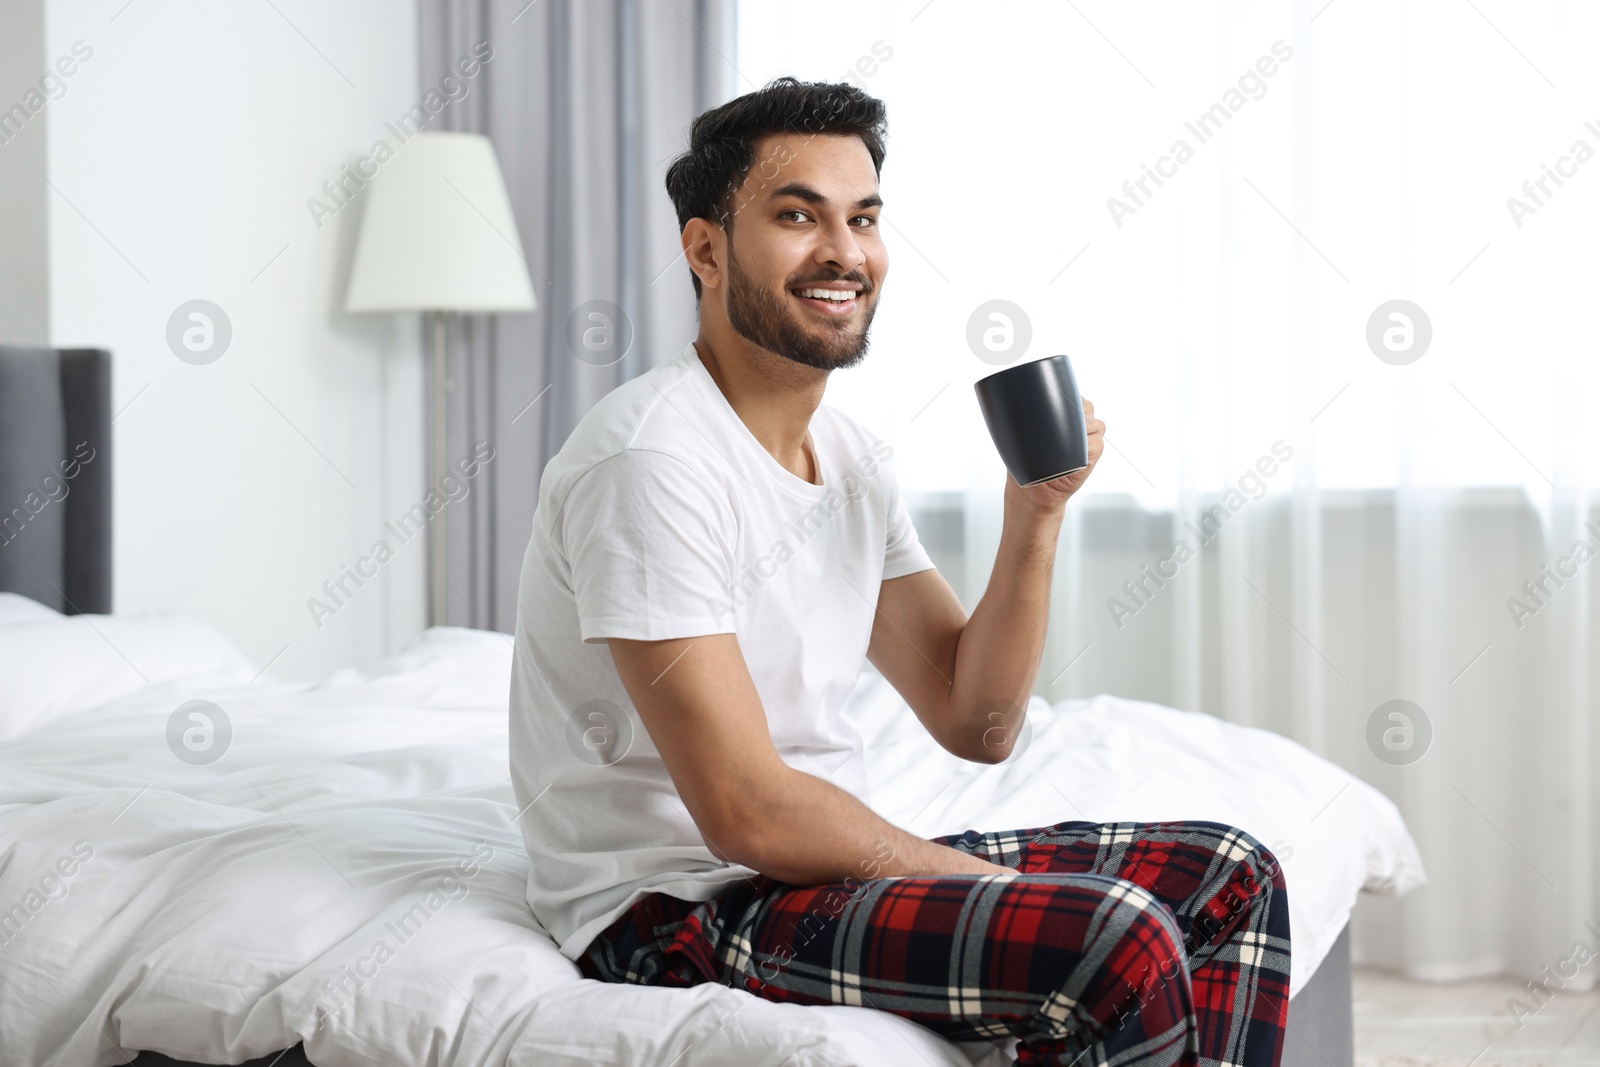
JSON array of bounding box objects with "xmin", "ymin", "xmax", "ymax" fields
[
  {"xmin": 0, "ymin": 347, "xmax": 1352, "ymax": 1067},
  {"xmin": 1285, "ymin": 923, "xmax": 1354, "ymax": 1067}
]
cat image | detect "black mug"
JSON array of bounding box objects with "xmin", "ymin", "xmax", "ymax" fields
[{"xmin": 973, "ymin": 354, "xmax": 1089, "ymax": 487}]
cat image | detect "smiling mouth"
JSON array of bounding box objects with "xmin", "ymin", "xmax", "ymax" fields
[{"xmin": 790, "ymin": 285, "xmax": 864, "ymax": 317}]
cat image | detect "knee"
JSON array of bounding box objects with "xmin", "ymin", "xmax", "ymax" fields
[
  {"xmin": 1105, "ymin": 882, "xmax": 1188, "ymax": 1001},
  {"xmin": 1193, "ymin": 822, "xmax": 1288, "ymax": 890},
  {"xmin": 1239, "ymin": 830, "xmax": 1289, "ymax": 895},
  {"xmin": 1255, "ymin": 838, "xmax": 1289, "ymax": 889},
  {"xmin": 1187, "ymin": 826, "xmax": 1284, "ymax": 951}
]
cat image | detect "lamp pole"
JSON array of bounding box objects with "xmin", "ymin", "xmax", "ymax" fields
[{"xmin": 429, "ymin": 309, "xmax": 449, "ymax": 628}]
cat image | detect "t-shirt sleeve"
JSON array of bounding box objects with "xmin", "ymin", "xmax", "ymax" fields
[
  {"xmin": 560, "ymin": 449, "xmax": 739, "ymax": 643},
  {"xmin": 880, "ymin": 444, "xmax": 936, "ymax": 581}
]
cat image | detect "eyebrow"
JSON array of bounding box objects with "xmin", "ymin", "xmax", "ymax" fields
[{"xmin": 768, "ymin": 182, "xmax": 883, "ymax": 211}]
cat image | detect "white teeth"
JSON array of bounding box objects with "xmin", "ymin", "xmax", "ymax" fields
[{"xmin": 796, "ymin": 288, "xmax": 855, "ymax": 302}]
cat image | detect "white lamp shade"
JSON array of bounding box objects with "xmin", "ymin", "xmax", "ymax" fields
[{"xmin": 345, "ymin": 131, "xmax": 536, "ymax": 313}]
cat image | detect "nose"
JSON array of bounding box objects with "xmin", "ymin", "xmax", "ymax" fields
[{"xmin": 813, "ymin": 216, "xmax": 866, "ymax": 275}]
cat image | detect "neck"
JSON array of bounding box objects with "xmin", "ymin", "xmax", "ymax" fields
[{"xmin": 692, "ymin": 317, "xmax": 829, "ymax": 484}]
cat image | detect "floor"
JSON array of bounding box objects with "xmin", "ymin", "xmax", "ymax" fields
[{"xmin": 1356, "ymin": 966, "xmax": 1600, "ymax": 1067}]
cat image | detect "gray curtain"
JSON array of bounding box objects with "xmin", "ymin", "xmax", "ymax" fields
[{"xmin": 418, "ymin": 0, "xmax": 738, "ymax": 631}]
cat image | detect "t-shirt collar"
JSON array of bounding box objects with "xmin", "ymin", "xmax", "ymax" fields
[{"xmin": 680, "ymin": 342, "xmax": 829, "ymax": 500}]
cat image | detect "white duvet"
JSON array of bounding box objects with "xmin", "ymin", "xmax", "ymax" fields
[{"xmin": 0, "ymin": 611, "xmax": 1424, "ymax": 1067}]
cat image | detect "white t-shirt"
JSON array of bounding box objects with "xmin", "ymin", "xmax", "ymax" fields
[{"xmin": 509, "ymin": 341, "xmax": 935, "ymax": 960}]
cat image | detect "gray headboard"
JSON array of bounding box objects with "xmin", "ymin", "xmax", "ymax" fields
[{"xmin": 0, "ymin": 346, "xmax": 112, "ymax": 614}]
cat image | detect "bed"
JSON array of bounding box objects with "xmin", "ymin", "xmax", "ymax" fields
[{"xmin": 0, "ymin": 346, "xmax": 1425, "ymax": 1066}]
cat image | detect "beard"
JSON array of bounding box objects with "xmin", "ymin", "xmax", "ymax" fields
[{"xmin": 724, "ymin": 245, "xmax": 877, "ymax": 371}]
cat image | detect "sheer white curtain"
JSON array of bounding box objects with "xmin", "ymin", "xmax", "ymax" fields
[{"xmin": 739, "ymin": 1, "xmax": 1599, "ymax": 986}]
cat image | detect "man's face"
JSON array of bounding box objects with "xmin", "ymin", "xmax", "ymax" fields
[{"xmin": 718, "ymin": 133, "xmax": 888, "ymax": 371}]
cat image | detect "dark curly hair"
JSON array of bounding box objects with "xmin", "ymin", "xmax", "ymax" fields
[{"xmin": 664, "ymin": 77, "xmax": 888, "ymax": 298}]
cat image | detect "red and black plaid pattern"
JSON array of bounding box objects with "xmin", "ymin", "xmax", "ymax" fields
[{"xmin": 577, "ymin": 820, "xmax": 1290, "ymax": 1067}]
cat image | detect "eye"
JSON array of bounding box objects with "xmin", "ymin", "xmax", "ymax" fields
[
  {"xmin": 778, "ymin": 209, "xmax": 810, "ymax": 223},
  {"xmin": 850, "ymin": 214, "xmax": 878, "ymax": 228}
]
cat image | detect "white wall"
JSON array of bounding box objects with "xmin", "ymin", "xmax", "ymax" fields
[{"xmin": 41, "ymin": 0, "xmax": 427, "ymax": 679}]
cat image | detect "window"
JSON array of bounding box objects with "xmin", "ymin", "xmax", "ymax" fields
[{"xmin": 737, "ymin": 2, "xmax": 1597, "ymax": 500}]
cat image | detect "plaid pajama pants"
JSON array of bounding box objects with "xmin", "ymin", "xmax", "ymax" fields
[{"xmin": 577, "ymin": 820, "xmax": 1291, "ymax": 1067}]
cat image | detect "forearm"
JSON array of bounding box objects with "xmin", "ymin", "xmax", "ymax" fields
[
  {"xmin": 946, "ymin": 493, "xmax": 1064, "ymax": 760},
  {"xmin": 718, "ymin": 765, "xmax": 1011, "ymax": 885}
]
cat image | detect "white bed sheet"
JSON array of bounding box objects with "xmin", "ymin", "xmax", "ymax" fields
[{"xmin": 0, "ymin": 624, "xmax": 1423, "ymax": 1067}]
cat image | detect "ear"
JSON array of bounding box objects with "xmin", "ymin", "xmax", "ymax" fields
[{"xmin": 682, "ymin": 217, "xmax": 726, "ymax": 294}]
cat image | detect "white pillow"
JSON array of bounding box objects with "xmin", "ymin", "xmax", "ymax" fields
[
  {"xmin": 0, "ymin": 592, "xmax": 63, "ymax": 625},
  {"xmin": 0, "ymin": 610, "xmax": 258, "ymax": 741}
]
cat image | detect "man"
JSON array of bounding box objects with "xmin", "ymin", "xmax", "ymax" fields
[{"xmin": 509, "ymin": 77, "xmax": 1290, "ymax": 1067}]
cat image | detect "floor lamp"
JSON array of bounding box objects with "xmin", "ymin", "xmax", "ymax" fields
[{"xmin": 345, "ymin": 131, "xmax": 536, "ymax": 627}]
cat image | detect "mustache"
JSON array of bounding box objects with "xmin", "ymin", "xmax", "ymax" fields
[{"xmin": 787, "ymin": 270, "xmax": 873, "ymax": 295}]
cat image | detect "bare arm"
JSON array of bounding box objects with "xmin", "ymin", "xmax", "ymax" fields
[
  {"xmin": 868, "ymin": 399, "xmax": 1105, "ymax": 763},
  {"xmin": 607, "ymin": 633, "xmax": 1012, "ymax": 885}
]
